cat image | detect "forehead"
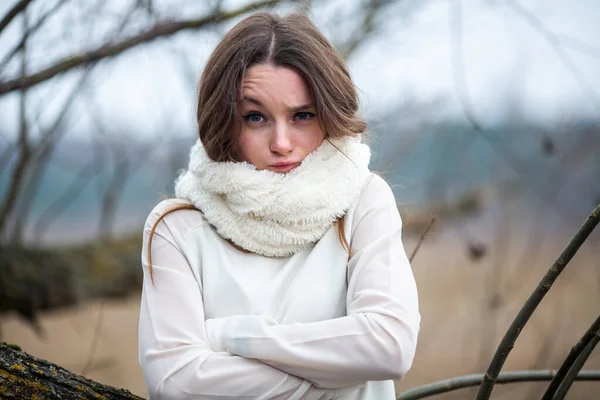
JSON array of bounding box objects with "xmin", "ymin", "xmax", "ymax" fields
[{"xmin": 241, "ymin": 64, "xmax": 313, "ymax": 106}]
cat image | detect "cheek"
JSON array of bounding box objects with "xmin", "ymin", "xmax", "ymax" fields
[
  {"xmin": 238, "ymin": 134, "xmax": 262, "ymax": 163},
  {"xmin": 305, "ymin": 127, "xmax": 325, "ymax": 153},
  {"xmin": 239, "ymin": 139, "xmax": 250, "ymax": 161}
]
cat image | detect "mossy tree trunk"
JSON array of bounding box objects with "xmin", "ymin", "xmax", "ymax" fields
[{"xmin": 0, "ymin": 342, "xmax": 143, "ymax": 399}]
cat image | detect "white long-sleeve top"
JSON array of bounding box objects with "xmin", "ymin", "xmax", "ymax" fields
[{"xmin": 138, "ymin": 174, "xmax": 420, "ymax": 400}]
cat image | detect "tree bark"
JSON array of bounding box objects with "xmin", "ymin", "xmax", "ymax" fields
[{"xmin": 0, "ymin": 342, "xmax": 143, "ymax": 399}]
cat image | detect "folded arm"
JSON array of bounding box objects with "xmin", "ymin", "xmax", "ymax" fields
[
  {"xmin": 139, "ymin": 205, "xmax": 347, "ymax": 399},
  {"xmin": 205, "ymin": 176, "xmax": 421, "ymax": 388}
]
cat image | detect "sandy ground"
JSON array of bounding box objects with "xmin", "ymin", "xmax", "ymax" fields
[{"xmin": 2, "ymin": 213, "xmax": 600, "ymax": 399}]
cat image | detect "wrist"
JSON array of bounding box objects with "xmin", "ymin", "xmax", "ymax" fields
[
  {"xmin": 204, "ymin": 317, "xmax": 229, "ymax": 352},
  {"xmin": 204, "ymin": 314, "xmax": 279, "ymax": 354}
]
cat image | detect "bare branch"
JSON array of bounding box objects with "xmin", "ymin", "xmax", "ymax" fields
[
  {"xmin": 542, "ymin": 315, "xmax": 600, "ymax": 399},
  {"xmin": 0, "ymin": 0, "xmax": 69, "ymax": 74},
  {"xmin": 7, "ymin": 0, "xmax": 156, "ymax": 243},
  {"xmin": 8, "ymin": 68, "xmax": 93, "ymax": 244},
  {"xmin": 475, "ymin": 203, "xmax": 600, "ymax": 399},
  {"xmin": 409, "ymin": 215, "xmax": 436, "ymax": 263},
  {"xmin": 0, "ymin": 6, "xmax": 31, "ymax": 242},
  {"xmin": 397, "ymin": 370, "xmax": 600, "ymax": 400},
  {"xmin": 553, "ymin": 329, "xmax": 600, "ymax": 400},
  {"xmin": 0, "ymin": 0, "xmax": 286, "ymax": 95},
  {"xmin": 0, "ymin": 0, "xmax": 32, "ymax": 34}
]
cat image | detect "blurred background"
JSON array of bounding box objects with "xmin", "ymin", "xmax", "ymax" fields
[{"xmin": 0, "ymin": 0, "xmax": 599, "ymax": 398}]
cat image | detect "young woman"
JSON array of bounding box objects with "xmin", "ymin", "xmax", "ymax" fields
[{"xmin": 138, "ymin": 11, "xmax": 420, "ymax": 400}]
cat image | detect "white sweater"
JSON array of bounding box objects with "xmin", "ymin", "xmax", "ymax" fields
[{"xmin": 138, "ymin": 174, "xmax": 420, "ymax": 400}]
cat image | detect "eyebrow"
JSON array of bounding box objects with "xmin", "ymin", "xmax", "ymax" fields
[
  {"xmin": 242, "ymin": 96, "xmax": 264, "ymax": 108},
  {"xmin": 288, "ymin": 103, "xmax": 315, "ymax": 112},
  {"xmin": 242, "ymin": 96, "xmax": 315, "ymax": 113}
]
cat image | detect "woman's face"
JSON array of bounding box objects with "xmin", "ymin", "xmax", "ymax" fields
[{"xmin": 237, "ymin": 63, "xmax": 325, "ymax": 173}]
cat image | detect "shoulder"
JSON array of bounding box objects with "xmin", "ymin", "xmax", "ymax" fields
[
  {"xmin": 143, "ymin": 198, "xmax": 206, "ymax": 235},
  {"xmin": 349, "ymin": 173, "xmax": 401, "ymax": 234},
  {"xmin": 355, "ymin": 173, "xmax": 397, "ymax": 213}
]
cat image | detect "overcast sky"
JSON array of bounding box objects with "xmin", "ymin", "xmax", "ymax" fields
[
  {"xmin": 346, "ymin": 0, "xmax": 600, "ymax": 123},
  {"xmin": 1, "ymin": 0, "xmax": 599, "ymax": 141}
]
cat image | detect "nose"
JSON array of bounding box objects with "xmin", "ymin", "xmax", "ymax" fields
[{"xmin": 270, "ymin": 122, "xmax": 293, "ymax": 155}]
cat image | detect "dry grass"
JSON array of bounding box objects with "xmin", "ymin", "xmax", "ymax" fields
[{"xmin": 397, "ymin": 210, "xmax": 600, "ymax": 399}]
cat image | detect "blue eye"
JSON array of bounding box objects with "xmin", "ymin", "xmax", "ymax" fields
[
  {"xmin": 243, "ymin": 112, "xmax": 265, "ymax": 123},
  {"xmin": 294, "ymin": 112, "xmax": 316, "ymax": 121}
]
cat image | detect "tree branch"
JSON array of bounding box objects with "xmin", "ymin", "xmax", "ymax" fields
[
  {"xmin": 553, "ymin": 326, "xmax": 600, "ymax": 400},
  {"xmin": 0, "ymin": 0, "xmax": 32, "ymax": 34},
  {"xmin": 475, "ymin": 203, "xmax": 600, "ymax": 399},
  {"xmin": 397, "ymin": 370, "xmax": 600, "ymax": 400},
  {"xmin": 0, "ymin": 0, "xmax": 284, "ymax": 95},
  {"xmin": 409, "ymin": 215, "xmax": 436, "ymax": 263},
  {"xmin": 0, "ymin": 342, "xmax": 143, "ymax": 399},
  {"xmin": 542, "ymin": 315, "xmax": 600, "ymax": 399},
  {"xmin": 0, "ymin": 0, "xmax": 69, "ymax": 74},
  {"xmin": 8, "ymin": 67, "xmax": 93, "ymax": 244},
  {"xmin": 0, "ymin": 6, "xmax": 31, "ymax": 242}
]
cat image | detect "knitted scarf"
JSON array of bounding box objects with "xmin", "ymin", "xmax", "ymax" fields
[{"xmin": 174, "ymin": 136, "xmax": 371, "ymax": 257}]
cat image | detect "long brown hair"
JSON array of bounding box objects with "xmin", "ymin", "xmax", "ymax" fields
[{"xmin": 148, "ymin": 12, "xmax": 365, "ymax": 279}]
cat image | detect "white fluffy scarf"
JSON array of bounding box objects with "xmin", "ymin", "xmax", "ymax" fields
[{"xmin": 174, "ymin": 136, "xmax": 371, "ymax": 257}]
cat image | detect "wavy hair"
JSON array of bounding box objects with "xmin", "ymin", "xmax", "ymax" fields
[{"xmin": 148, "ymin": 12, "xmax": 366, "ymax": 281}]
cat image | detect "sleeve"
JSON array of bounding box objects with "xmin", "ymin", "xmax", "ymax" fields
[
  {"xmin": 138, "ymin": 203, "xmax": 348, "ymax": 400},
  {"xmin": 204, "ymin": 175, "xmax": 421, "ymax": 389}
]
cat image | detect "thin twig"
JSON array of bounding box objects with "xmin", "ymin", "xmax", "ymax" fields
[
  {"xmin": 396, "ymin": 370, "xmax": 600, "ymax": 400},
  {"xmin": 475, "ymin": 203, "xmax": 600, "ymax": 400},
  {"xmin": 0, "ymin": 0, "xmax": 69, "ymax": 74},
  {"xmin": 409, "ymin": 215, "xmax": 436, "ymax": 263},
  {"xmin": 8, "ymin": 66, "xmax": 94, "ymax": 244},
  {"xmin": 0, "ymin": 0, "xmax": 32, "ymax": 34},
  {"xmin": 553, "ymin": 328, "xmax": 600, "ymax": 400},
  {"xmin": 521, "ymin": 310, "xmax": 562, "ymax": 399},
  {"xmin": 542, "ymin": 315, "xmax": 600, "ymax": 399},
  {"xmin": 0, "ymin": 5, "xmax": 30, "ymax": 242},
  {"xmin": 0, "ymin": 0, "xmax": 285, "ymax": 95}
]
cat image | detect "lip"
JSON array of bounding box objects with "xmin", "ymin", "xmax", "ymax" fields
[{"xmin": 270, "ymin": 162, "xmax": 300, "ymax": 172}]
